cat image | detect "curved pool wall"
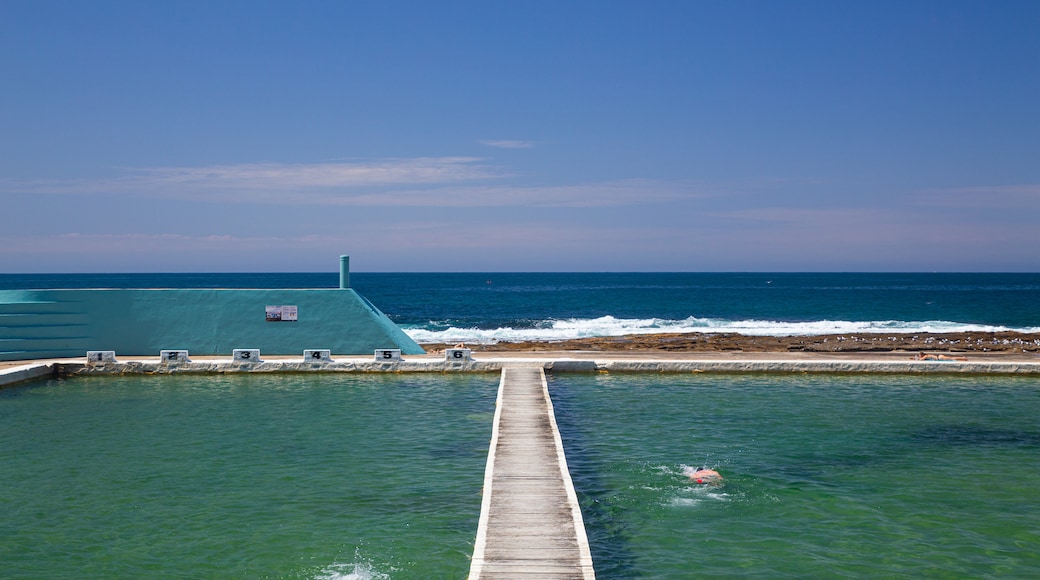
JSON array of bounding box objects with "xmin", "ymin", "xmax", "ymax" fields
[{"xmin": 0, "ymin": 259, "xmax": 424, "ymax": 361}]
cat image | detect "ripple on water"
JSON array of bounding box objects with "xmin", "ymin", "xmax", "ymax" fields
[
  {"xmin": 0, "ymin": 373, "xmax": 497, "ymax": 579},
  {"xmin": 552, "ymin": 373, "xmax": 1040, "ymax": 578}
]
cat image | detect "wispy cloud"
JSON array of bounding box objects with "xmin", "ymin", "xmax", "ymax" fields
[
  {"xmin": 918, "ymin": 183, "xmax": 1040, "ymax": 209},
  {"xmin": 701, "ymin": 207, "xmax": 892, "ymax": 225},
  {"xmin": 479, "ymin": 140, "xmax": 535, "ymax": 149},
  {"xmin": 0, "ymin": 221, "xmax": 708, "ymax": 261},
  {"xmin": 1, "ymin": 157, "xmax": 503, "ymax": 197},
  {"xmin": 5, "ymin": 204, "xmax": 1038, "ymax": 272},
  {"xmin": 311, "ymin": 179, "xmax": 697, "ymax": 208},
  {"xmin": 0, "ymin": 232, "xmax": 324, "ymax": 254},
  {"xmin": 0, "ymin": 156, "xmax": 695, "ymax": 207},
  {"xmin": 132, "ymin": 157, "xmax": 499, "ymax": 189}
]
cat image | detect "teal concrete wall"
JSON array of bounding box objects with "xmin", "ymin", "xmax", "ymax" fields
[{"xmin": 0, "ymin": 288, "xmax": 424, "ymax": 361}]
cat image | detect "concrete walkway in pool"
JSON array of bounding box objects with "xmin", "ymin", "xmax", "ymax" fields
[{"xmin": 469, "ymin": 366, "xmax": 595, "ymax": 580}]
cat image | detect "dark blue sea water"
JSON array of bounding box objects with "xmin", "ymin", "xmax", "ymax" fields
[{"xmin": 2, "ymin": 272, "xmax": 1039, "ymax": 343}]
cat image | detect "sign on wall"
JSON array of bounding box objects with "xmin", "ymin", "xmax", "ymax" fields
[{"xmin": 266, "ymin": 305, "xmax": 298, "ymax": 322}]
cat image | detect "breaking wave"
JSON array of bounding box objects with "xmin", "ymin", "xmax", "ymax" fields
[{"xmin": 404, "ymin": 315, "xmax": 1040, "ymax": 344}]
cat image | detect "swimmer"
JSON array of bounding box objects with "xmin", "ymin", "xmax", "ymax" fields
[
  {"xmin": 913, "ymin": 352, "xmax": 968, "ymax": 362},
  {"xmin": 685, "ymin": 466, "xmax": 723, "ymax": 485}
]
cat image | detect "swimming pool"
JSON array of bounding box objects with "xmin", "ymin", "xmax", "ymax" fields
[
  {"xmin": 0, "ymin": 373, "xmax": 497, "ymax": 579},
  {"xmin": 5, "ymin": 371, "xmax": 1039, "ymax": 578},
  {"xmin": 549, "ymin": 372, "xmax": 1040, "ymax": 578}
]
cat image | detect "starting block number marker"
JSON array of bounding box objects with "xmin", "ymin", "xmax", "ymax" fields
[
  {"xmin": 160, "ymin": 350, "xmax": 191, "ymax": 363},
  {"xmin": 86, "ymin": 351, "xmax": 117, "ymax": 364},
  {"xmin": 304, "ymin": 349, "xmax": 332, "ymax": 362},
  {"xmin": 375, "ymin": 349, "xmax": 402, "ymax": 362},
  {"xmin": 233, "ymin": 349, "xmax": 262, "ymax": 362},
  {"xmin": 445, "ymin": 348, "xmax": 472, "ymax": 361}
]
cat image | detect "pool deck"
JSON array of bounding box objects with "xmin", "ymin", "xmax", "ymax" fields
[
  {"xmin": 469, "ymin": 367, "xmax": 595, "ymax": 579},
  {"xmin": 3, "ymin": 350, "xmax": 1040, "ymax": 388}
]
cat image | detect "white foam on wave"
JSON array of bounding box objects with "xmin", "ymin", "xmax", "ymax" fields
[{"xmin": 405, "ymin": 315, "xmax": 1040, "ymax": 344}]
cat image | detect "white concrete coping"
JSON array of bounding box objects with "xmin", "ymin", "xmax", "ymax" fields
[
  {"xmin": 0, "ymin": 363, "xmax": 56, "ymax": 387},
  {"xmin": 50, "ymin": 356, "xmax": 1040, "ymax": 375}
]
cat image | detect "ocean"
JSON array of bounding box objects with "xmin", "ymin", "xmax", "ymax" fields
[{"xmin": 2, "ymin": 272, "xmax": 1039, "ymax": 343}]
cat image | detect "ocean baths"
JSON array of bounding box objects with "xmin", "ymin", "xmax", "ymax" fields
[
  {"xmin": 1, "ymin": 372, "xmax": 497, "ymax": 579},
  {"xmin": 549, "ymin": 372, "xmax": 1040, "ymax": 578},
  {"xmin": 3, "ymin": 360, "xmax": 1039, "ymax": 578}
]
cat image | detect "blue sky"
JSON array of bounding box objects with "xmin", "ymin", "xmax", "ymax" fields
[{"xmin": 1, "ymin": 1, "xmax": 1038, "ymax": 272}]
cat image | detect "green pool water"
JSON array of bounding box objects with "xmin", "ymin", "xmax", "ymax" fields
[
  {"xmin": 0, "ymin": 373, "xmax": 497, "ymax": 579},
  {"xmin": 548, "ymin": 373, "xmax": 1040, "ymax": 578},
  {"xmin": 5, "ymin": 371, "xmax": 1039, "ymax": 578}
]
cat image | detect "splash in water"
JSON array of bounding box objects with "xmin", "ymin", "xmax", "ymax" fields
[{"xmin": 314, "ymin": 552, "xmax": 390, "ymax": 580}]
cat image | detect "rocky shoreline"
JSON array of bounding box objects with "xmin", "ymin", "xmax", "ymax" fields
[{"xmin": 437, "ymin": 331, "xmax": 1040, "ymax": 354}]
